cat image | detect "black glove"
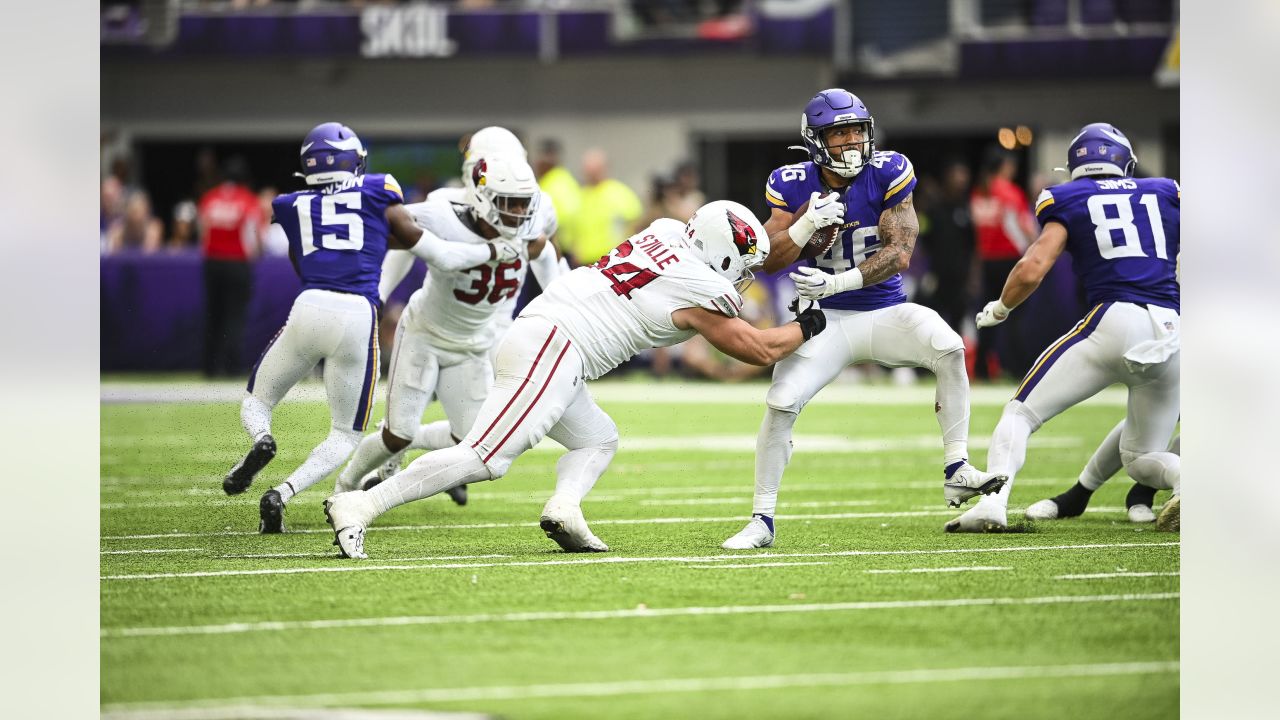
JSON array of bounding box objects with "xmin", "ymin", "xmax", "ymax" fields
[{"xmin": 796, "ymin": 307, "xmax": 826, "ymax": 341}]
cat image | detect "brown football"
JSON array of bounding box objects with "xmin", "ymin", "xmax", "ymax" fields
[{"xmin": 793, "ymin": 199, "xmax": 839, "ymax": 260}]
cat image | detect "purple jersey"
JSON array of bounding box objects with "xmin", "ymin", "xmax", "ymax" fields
[
  {"xmin": 1035, "ymin": 176, "xmax": 1179, "ymax": 312},
  {"xmin": 271, "ymin": 173, "xmax": 404, "ymax": 304},
  {"xmin": 765, "ymin": 151, "xmax": 917, "ymax": 311}
]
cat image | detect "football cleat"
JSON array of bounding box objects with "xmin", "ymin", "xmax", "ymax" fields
[
  {"xmin": 323, "ymin": 492, "xmax": 376, "ymax": 559},
  {"xmin": 943, "ymin": 463, "xmax": 1008, "ymax": 508},
  {"xmin": 944, "ymin": 502, "xmax": 1008, "ymax": 533},
  {"xmin": 539, "ymin": 495, "xmax": 608, "ymax": 552},
  {"xmin": 1125, "ymin": 483, "xmax": 1158, "ymax": 523},
  {"xmin": 224, "ymin": 434, "xmax": 277, "ymax": 495},
  {"xmin": 1025, "ymin": 482, "xmax": 1094, "ymax": 521},
  {"xmin": 1155, "ymin": 495, "xmax": 1180, "ymax": 533},
  {"xmin": 258, "ymin": 489, "xmax": 286, "ymax": 534},
  {"xmin": 722, "ymin": 516, "xmax": 775, "ymax": 550},
  {"xmin": 445, "ymin": 483, "xmax": 469, "ymax": 506}
]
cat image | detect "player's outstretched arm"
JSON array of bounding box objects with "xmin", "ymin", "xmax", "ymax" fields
[
  {"xmin": 976, "ymin": 221, "xmax": 1068, "ymax": 327},
  {"xmin": 672, "ymin": 307, "xmax": 824, "ymax": 366},
  {"xmin": 384, "ymin": 204, "xmax": 513, "ymax": 272},
  {"xmin": 999, "ymin": 221, "xmax": 1068, "ymax": 308}
]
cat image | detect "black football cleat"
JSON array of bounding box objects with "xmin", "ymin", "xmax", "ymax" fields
[
  {"xmin": 445, "ymin": 483, "xmax": 468, "ymax": 507},
  {"xmin": 224, "ymin": 434, "xmax": 277, "ymax": 495},
  {"xmin": 258, "ymin": 489, "xmax": 286, "ymax": 534}
]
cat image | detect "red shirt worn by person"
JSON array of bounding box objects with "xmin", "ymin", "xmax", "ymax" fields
[
  {"xmin": 970, "ymin": 176, "xmax": 1035, "ymax": 261},
  {"xmin": 199, "ymin": 182, "xmax": 263, "ymax": 261}
]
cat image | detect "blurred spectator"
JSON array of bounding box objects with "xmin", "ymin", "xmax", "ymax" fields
[
  {"xmin": 533, "ymin": 138, "xmax": 581, "ymax": 256},
  {"xmin": 918, "ymin": 158, "xmax": 974, "ymax": 333},
  {"xmin": 970, "ymin": 146, "xmax": 1037, "ymax": 379},
  {"xmin": 193, "ymin": 146, "xmax": 220, "ymax": 199},
  {"xmin": 198, "ymin": 155, "xmax": 264, "ymax": 377},
  {"xmin": 105, "ymin": 190, "xmax": 164, "ymax": 254},
  {"xmin": 567, "ymin": 148, "xmax": 642, "ymax": 265},
  {"xmin": 101, "ymin": 175, "xmax": 126, "ymax": 249},
  {"xmin": 258, "ymin": 186, "xmax": 290, "ymax": 255},
  {"xmin": 166, "ymin": 200, "xmax": 199, "ymax": 252}
]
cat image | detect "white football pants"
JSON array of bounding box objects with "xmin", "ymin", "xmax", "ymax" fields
[
  {"xmin": 752, "ymin": 303, "xmax": 968, "ymax": 516},
  {"xmin": 244, "ymin": 289, "xmax": 377, "ymax": 498},
  {"xmin": 365, "ymin": 315, "xmax": 619, "ymax": 517},
  {"xmin": 982, "ymin": 301, "xmax": 1181, "ymax": 509}
]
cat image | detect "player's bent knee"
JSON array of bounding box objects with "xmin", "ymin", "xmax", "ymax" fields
[
  {"xmin": 380, "ymin": 424, "xmax": 412, "ymax": 453},
  {"xmin": 1001, "ymin": 400, "xmax": 1043, "ymax": 433},
  {"xmin": 765, "ymin": 382, "xmax": 805, "ymax": 414}
]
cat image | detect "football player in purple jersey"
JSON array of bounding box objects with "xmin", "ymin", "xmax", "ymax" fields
[
  {"xmin": 723, "ymin": 89, "xmax": 1006, "ymax": 550},
  {"xmin": 223, "ymin": 122, "xmax": 522, "ymax": 534},
  {"xmin": 947, "ymin": 122, "xmax": 1180, "ymax": 532}
]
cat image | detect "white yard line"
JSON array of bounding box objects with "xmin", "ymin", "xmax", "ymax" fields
[
  {"xmin": 639, "ymin": 498, "xmax": 879, "ymax": 508},
  {"xmin": 100, "ymin": 542, "xmax": 1178, "ymax": 582},
  {"xmin": 101, "ymin": 592, "xmax": 1177, "ymax": 639},
  {"xmin": 1056, "ymin": 572, "xmax": 1180, "ymax": 580},
  {"xmin": 219, "ymin": 553, "xmax": 511, "ymax": 561},
  {"xmin": 102, "ymin": 661, "xmax": 1176, "ymax": 713},
  {"xmin": 684, "ymin": 562, "xmax": 832, "ymax": 569},
  {"xmin": 101, "ymin": 378, "xmax": 1129, "ymax": 407},
  {"xmin": 101, "ymin": 548, "xmax": 205, "ymax": 556},
  {"xmin": 864, "ymin": 566, "xmax": 1012, "ymax": 575},
  {"xmin": 101, "ymin": 709, "xmax": 493, "ymax": 720}
]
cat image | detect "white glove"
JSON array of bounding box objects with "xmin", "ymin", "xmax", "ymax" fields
[
  {"xmin": 790, "ymin": 265, "xmax": 863, "ymax": 301},
  {"xmin": 787, "ymin": 191, "xmax": 845, "ymax": 248},
  {"xmin": 976, "ymin": 299, "xmax": 1012, "ymax": 328},
  {"xmin": 489, "ymin": 240, "xmax": 521, "ymax": 264}
]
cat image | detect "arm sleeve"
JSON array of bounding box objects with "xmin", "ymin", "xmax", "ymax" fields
[
  {"xmin": 378, "ymin": 250, "xmax": 416, "ymax": 303},
  {"xmin": 528, "ymin": 241, "xmax": 564, "ymax": 288},
  {"xmin": 404, "ymin": 226, "xmax": 493, "ymax": 272}
]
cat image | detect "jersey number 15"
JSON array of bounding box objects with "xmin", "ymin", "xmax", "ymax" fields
[{"xmin": 294, "ymin": 192, "xmax": 364, "ymax": 254}]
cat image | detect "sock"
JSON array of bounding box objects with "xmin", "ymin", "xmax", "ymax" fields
[
  {"xmin": 1125, "ymin": 482, "xmax": 1157, "ymax": 509},
  {"xmin": 337, "ymin": 431, "xmax": 398, "ymax": 490},
  {"xmin": 410, "ymin": 420, "xmax": 456, "ymax": 452},
  {"xmin": 273, "ymin": 427, "xmax": 360, "ymax": 503},
  {"xmin": 241, "ymin": 395, "xmax": 273, "ymax": 442},
  {"xmin": 933, "ymin": 349, "xmax": 970, "ymax": 466},
  {"xmin": 1080, "ymin": 420, "xmax": 1125, "ymax": 491},
  {"xmin": 983, "ymin": 403, "xmax": 1035, "ymax": 509},
  {"xmin": 553, "ymin": 439, "xmax": 618, "ymax": 503},
  {"xmin": 752, "ymin": 408, "xmax": 797, "ymax": 517},
  {"xmin": 365, "ymin": 444, "xmax": 492, "ymax": 515},
  {"xmin": 1050, "ymin": 482, "xmax": 1095, "ymax": 517},
  {"xmin": 753, "ymin": 513, "xmax": 775, "ymax": 534}
]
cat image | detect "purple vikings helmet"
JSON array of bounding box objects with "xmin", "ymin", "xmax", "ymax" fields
[
  {"xmin": 298, "ymin": 122, "xmax": 368, "ymax": 186},
  {"xmin": 1066, "ymin": 123, "xmax": 1137, "ymax": 180},
  {"xmin": 796, "ymin": 89, "xmax": 875, "ymax": 178}
]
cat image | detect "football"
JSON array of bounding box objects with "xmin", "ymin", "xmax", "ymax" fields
[{"xmin": 793, "ymin": 198, "xmax": 839, "ymax": 259}]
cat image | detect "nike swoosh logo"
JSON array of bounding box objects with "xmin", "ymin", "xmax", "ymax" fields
[
  {"xmin": 300, "ymin": 142, "xmax": 314, "ymax": 154},
  {"xmin": 1096, "ymin": 128, "xmax": 1133, "ymax": 150}
]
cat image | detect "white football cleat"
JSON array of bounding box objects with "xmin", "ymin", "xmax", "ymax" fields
[
  {"xmin": 324, "ymin": 491, "xmax": 377, "ymax": 559},
  {"xmin": 540, "ymin": 495, "xmax": 609, "ymax": 552},
  {"xmin": 943, "ymin": 463, "xmax": 1009, "ymax": 508},
  {"xmin": 944, "ymin": 501, "xmax": 1008, "ymax": 533},
  {"xmin": 722, "ymin": 516, "xmax": 775, "ymax": 549},
  {"xmin": 1025, "ymin": 498, "xmax": 1061, "ymax": 521},
  {"xmin": 1128, "ymin": 503, "xmax": 1157, "ymax": 523}
]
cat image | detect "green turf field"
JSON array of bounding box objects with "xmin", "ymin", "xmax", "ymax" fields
[{"xmin": 100, "ymin": 379, "xmax": 1178, "ymax": 719}]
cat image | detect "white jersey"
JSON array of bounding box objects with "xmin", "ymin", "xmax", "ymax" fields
[
  {"xmin": 521, "ymin": 218, "xmax": 743, "ymax": 380},
  {"xmin": 403, "ymin": 191, "xmax": 555, "ymax": 352}
]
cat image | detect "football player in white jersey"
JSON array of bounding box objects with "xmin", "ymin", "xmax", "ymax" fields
[
  {"xmin": 324, "ymin": 200, "xmax": 829, "ymax": 559},
  {"xmin": 372, "ymin": 129, "xmax": 571, "ymax": 505},
  {"xmin": 333, "ymin": 153, "xmax": 556, "ymax": 497}
]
